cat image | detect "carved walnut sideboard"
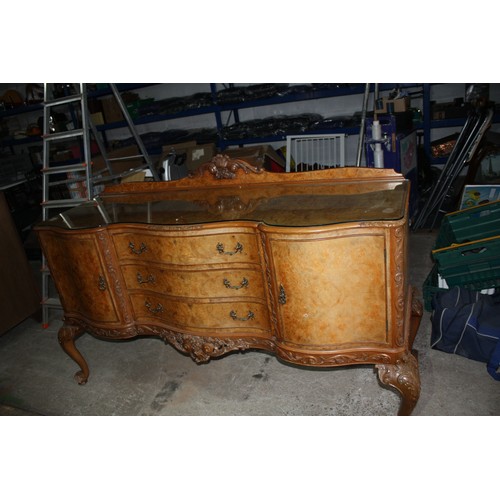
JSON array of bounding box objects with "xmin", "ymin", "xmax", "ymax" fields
[{"xmin": 36, "ymin": 156, "xmax": 422, "ymax": 415}]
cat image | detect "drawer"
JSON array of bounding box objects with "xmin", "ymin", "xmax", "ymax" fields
[
  {"xmin": 122, "ymin": 264, "xmax": 266, "ymax": 300},
  {"xmin": 111, "ymin": 228, "xmax": 260, "ymax": 266},
  {"xmin": 130, "ymin": 293, "xmax": 271, "ymax": 333}
]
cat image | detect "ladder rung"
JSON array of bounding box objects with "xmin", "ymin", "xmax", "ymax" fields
[
  {"xmin": 44, "ymin": 94, "xmax": 83, "ymax": 107},
  {"xmin": 41, "ymin": 297, "xmax": 62, "ymax": 308},
  {"xmin": 43, "ymin": 129, "xmax": 84, "ymax": 141},
  {"xmin": 108, "ymin": 154, "xmax": 144, "ymax": 162},
  {"xmin": 48, "ymin": 176, "xmax": 89, "ymax": 187},
  {"xmin": 95, "ymin": 166, "xmax": 147, "ymax": 184},
  {"xmin": 41, "ymin": 198, "xmax": 88, "ymax": 208},
  {"xmin": 42, "ymin": 163, "xmax": 87, "ymax": 174}
]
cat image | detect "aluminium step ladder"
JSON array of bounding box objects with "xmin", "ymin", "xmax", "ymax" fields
[{"xmin": 40, "ymin": 83, "xmax": 160, "ymax": 327}]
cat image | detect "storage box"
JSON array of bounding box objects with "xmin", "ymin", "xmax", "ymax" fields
[
  {"xmin": 223, "ymin": 145, "xmax": 285, "ymax": 172},
  {"xmin": 91, "ymin": 145, "xmax": 144, "ymax": 176},
  {"xmin": 376, "ymin": 96, "xmax": 410, "ymax": 114},
  {"xmin": 91, "ymin": 112, "xmax": 104, "ymax": 126},
  {"xmin": 460, "ymin": 185, "xmax": 500, "ymax": 209},
  {"xmin": 434, "ymin": 199, "xmax": 500, "ymax": 249},
  {"xmin": 423, "ymin": 265, "xmax": 446, "ymax": 311},
  {"xmin": 431, "ymin": 235, "xmax": 500, "ymax": 289},
  {"xmin": 422, "ymin": 263, "xmax": 497, "ymax": 312},
  {"xmin": 186, "ymin": 143, "xmax": 216, "ymax": 171},
  {"xmin": 101, "ymin": 96, "xmax": 124, "ymax": 124}
]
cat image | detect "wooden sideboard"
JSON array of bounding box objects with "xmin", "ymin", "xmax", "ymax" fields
[{"xmin": 36, "ymin": 155, "xmax": 422, "ymax": 415}]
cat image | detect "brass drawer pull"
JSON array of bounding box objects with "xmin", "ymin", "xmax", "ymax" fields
[
  {"xmin": 216, "ymin": 242, "xmax": 243, "ymax": 256},
  {"xmin": 137, "ymin": 272, "xmax": 156, "ymax": 285},
  {"xmin": 223, "ymin": 277, "xmax": 249, "ymax": 290},
  {"xmin": 98, "ymin": 275, "xmax": 107, "ymax": 291},
  {"xmin": 129, "ymin": 242, "xmax": 147, "ymax": 255},
  {"xmin": 145, "ymin": 300, "xmax": 163, "ymax": 314},
  {"xmin": 230, "ymin": 310, "xmax": 255, "ymax": 321},
  {"xmin": 279, "ymin": 284, "xmax": 287, "ymax": 305}
]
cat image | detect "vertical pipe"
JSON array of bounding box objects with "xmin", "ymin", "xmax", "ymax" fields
[{"xmin": 356, "ymin": 83, "xmax": 370, "ymax": 166}]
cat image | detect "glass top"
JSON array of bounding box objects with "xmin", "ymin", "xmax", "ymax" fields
[{"xmin": 40, "ymin": 177, "xmax": 409, "ymax": 230}]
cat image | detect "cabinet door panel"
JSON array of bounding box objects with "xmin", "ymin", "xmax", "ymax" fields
[
  {"xmin": 39, "ymin": 231, "xmax": 121, "ymax": 324},
  {"xmin": 270, "ymin": 232, "xmax": 388, "ymax": 347}
]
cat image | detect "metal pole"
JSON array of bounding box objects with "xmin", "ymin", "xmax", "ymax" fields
[{"xmin": 356, "ymin": 83, "xmax": 370, "ymax": 167}]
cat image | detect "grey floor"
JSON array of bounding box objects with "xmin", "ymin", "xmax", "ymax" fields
[{"xmin": 1, "ymin": 229, "xmax": 499, "ymax": 416}]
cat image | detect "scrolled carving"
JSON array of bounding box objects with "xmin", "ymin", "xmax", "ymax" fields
[
  {"xmin": 136, "ymin": 325, "xmax": 276, "ymax": 363},
  {"xmin": 276, "ymin": 347, "xmax": 392, "ymax": 366},
  {"xmin": 201, "ymin": 154, "xmax": 264, "ymax": 180},
  {"xmin": 376, "ymin": 352, "xmax": 420, "ymax": 416}
]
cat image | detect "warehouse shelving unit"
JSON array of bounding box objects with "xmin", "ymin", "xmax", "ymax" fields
[{"xmin": 3, "ymin": 83, "xmax": 500, "ymax": 163}]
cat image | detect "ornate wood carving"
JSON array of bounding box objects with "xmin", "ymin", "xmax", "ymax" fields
[
  {"xmin": 393, "ymin": 225, "xmax": 406, "ymax": 346},
  {"xmin": 96, "ymin": 231, "xmax": 133, "ymax": 324},
  {"xmin": 376, "ymin": 352, "xmax": 420, "ymax": 416},
  {"xmin": 58, "ymin": 323, "xmax": 89, "ymax": 385},
  {"xmin": 198, "ymin": 154, "xmax": 264, "ymax": 180},
  {"xmin": 276, "ymin": 347, "xmax": 392, "ymax": 366},
  {"xmin": 68, "ymin": 318, "xmax": 137, "ymax": 340},
  {"xmin": 136, "ymin": 325, "xmax": 276, "ymax": 363}
]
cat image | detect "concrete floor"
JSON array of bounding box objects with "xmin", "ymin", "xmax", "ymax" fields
[{"xmin": 0, "ymin": 229, "xmax": 498, "ymax": 416}]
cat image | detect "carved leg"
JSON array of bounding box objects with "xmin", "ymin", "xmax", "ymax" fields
[
  {"xmin": 58, "ymin": 323, "xmax": 89, "ymax": 385},
  {"xmin": 376, "ymin": 352, "xmax": 420, "ymax": 416},
  {"xmin": 409, "ymin": 288, "xmax": 423, "ymax": 350}
]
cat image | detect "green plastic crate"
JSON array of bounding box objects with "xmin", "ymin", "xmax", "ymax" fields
[
  {"xmin": 432, "ymin": 235, "xmax": 500, "ymax": 289},
  {"xmin": 423, "ymin": 265, "xmax": 446, "ymax": 311},
  {"xmin": 434, "ymin": 199, "xmax": 500, "ymax": 249},
  {"xmin": 423, "ymin": 262, "xmax": 499, "ymax": 311}
]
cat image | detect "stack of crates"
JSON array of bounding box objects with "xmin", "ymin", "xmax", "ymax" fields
[{"xmin": 423, "ymin": 200, "xmax": 500, "ymax": 311}]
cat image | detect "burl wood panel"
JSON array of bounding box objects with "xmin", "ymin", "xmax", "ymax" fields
[
  {"xmin": 37, "ymin": 229, "xmax": 122, "ymax": 325},
  {"xmin": 110, "ymin": 226, "xmax": 260, "ymax": 266},
  {"xmin": 121, "ymin": 264, "xmax": 265, "ymax": 300},
  {"xmin": 267, "ymin": 228, "xmax": 388, "ymax": 347}
]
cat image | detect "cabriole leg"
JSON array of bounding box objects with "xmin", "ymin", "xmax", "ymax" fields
[
  {"xmin": 376, "ymin": 352, "xmax": 420, "ymax": 416},
  {"xmin": 58, "ymin": 323, "xmax": 89, "ymax": 385}
]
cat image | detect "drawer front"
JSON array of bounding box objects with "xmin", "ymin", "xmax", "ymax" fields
[
  {"xmin": 130, "ymin": 294, "xmax": 271, "ymax": 333},
  {"xmin": 122, "ymin": 264, "xmax": 265, "ymax": 300},
  {"xmin": 111, "ymin": 228, "xmax": 260, "ymax": 266}
]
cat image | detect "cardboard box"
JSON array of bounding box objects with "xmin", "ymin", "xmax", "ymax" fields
[
  {"xmin": 92, "ymin": 145, "xmax": 144, "ymax": 176},
  {"xmin": 222, "ymin": 145, "xmax": 285, "ymax": 172},
  {"xmin": 91, "ymin": 112, "xmax": 104, "ymax": 126},
  {"xmin": 101, "ymin": 96, "xmax": 124, "ymax": 124},
  {"xmin": 186, "ymin": 143, "xmax": 216, "ymax": 171},
  {"xmin": 377, "ymin": 96, "xmax": 410, "ymax": 114}
]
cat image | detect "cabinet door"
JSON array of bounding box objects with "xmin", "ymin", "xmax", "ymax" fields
[
  {"xmin": 267, "ymin": 229, "xmax": 389, "ymax": 347},
  {"xmin": 38, "ymin": 230, "xmax": 123, "ymax": 325}
]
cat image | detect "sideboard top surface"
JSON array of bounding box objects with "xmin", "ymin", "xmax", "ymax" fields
[{"xmin": 38, "ymin": 159, "xmax": 409, "ymax": 231}]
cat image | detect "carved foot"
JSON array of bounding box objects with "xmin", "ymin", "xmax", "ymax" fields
[
  {"xmin": 58, "ymin": 323, "xmax": 89, "ymax": 385},
  {"xmin": 376, "ymin": 352, "xmax": 420, "ymax": 416}
]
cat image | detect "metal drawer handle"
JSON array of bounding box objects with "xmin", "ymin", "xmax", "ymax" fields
[
  {"xmin": 145, "ymin": 300, "xmax": 163, "ymax": 314},
  {"xmin": 129, "ymin": 242, "xmax": 147, "ymax": 255},
  {"xmin": 137, "ymin": 272, "xmax": 156, "ymax": 285},
  {"xmin": 230, "ymin": 310, "xmax": 255, "ymax": 321},
  {"xmin": 98, "ymin": 275, "xmax": 107, "ymax": 291},
  {"xmin": 279, "ymin": 284, "xmax": 287, "ymax": 305},
  {"xmin": 217, "ymin": 242, "xmax": 243, "ymax": 256},
  {"xmin": 223, "ymin": 277, "xmax": 249, "ymax": 290}
]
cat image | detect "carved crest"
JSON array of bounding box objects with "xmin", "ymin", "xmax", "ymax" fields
[{"xmin": 201, "ymin": 154, "xmax": 264, "ymax": 179}]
